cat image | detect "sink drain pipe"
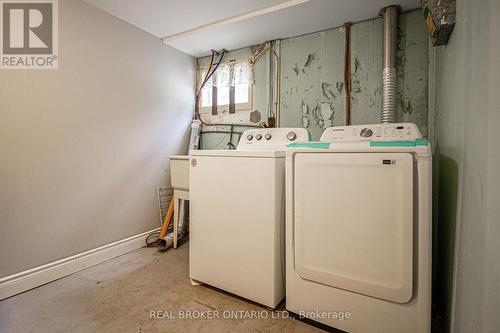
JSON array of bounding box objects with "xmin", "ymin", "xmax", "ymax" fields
[
  {"xmin": 158, "ymin": 201, "xmax": 188, "ymax": 250},
  {"xmin": 380, "ymin": 5, "xmax": 400, "ymax": 123}
]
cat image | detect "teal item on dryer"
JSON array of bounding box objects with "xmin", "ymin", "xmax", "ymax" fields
[
  {"xmin": 287, "ymin": 142, "xmax": 331, "ymax": 149},
  {"xmin": 369, "ymin": 139, "xmax": 430, "ymax": 147}
]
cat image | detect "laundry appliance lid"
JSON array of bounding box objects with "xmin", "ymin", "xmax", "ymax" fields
[{"xmin": 189, "ymin": 150, "xmax": 285, "ymax": 158}]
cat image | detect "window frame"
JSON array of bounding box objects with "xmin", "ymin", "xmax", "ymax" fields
[
  {"xmin": 198, "ymin": 60, "xmax": 254, "ymax": 115},
  {"xmin": 199, "ymin": 83, "xmax": 253, "ymax": 115}
]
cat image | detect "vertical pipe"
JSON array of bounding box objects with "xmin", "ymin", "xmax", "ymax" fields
[
  {"xmin": 275, "ymin": 39, "xmax": 281, "ymax": 127},
  {"xmin": 229, "ymin": 61, "xmax": 236, "ymax": 114},
  {"xmin": 266, "ymin": 41, "xmax": 273, "ymax": 122},
  {"xmin": 381, "ymin": 5, "xmax": 399, "ymax": 123},
  {"xmin": 343, "ymin": 22, "xmax": 352, "ymax": 126}
]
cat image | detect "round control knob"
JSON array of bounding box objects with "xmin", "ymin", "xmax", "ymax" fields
[
  {"xmin": 247, "ymin": 134, "xmax": 253, "ymax": 141},
  {"xmin": 265, "ymin": 133, "xmax": 272, "ymax": 140},
  {"xmin": 255, "ymin": 134, "xmax": 262, "ymax": 140},
  {"xmin": 287, "ymin": 131, "xmax": 297, "ymax": 141},
  {"xmin": 360, "ymin": 128, "xmax": 373, "ymax": 138}
]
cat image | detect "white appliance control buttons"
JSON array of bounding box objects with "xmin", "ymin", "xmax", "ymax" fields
[{"xmin": 238, "ymin": 128, "xmax": 309, "ymax": 150}]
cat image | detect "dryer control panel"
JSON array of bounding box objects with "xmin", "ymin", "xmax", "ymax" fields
[
  {"xmin": 320, "ymin": 123, "xmax": 423, "ymax": 142},
  {"xmin": 238, "ymin": 128, "xmax": 309, "ymax": 150}
]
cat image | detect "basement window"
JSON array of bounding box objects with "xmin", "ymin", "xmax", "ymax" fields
[{"xmin": 199, "ymin": 59, "xmax": 253, "ymax": 115}]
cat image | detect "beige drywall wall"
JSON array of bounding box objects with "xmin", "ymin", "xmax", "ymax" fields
[
  {"xmin": 0, "ymin": 0, "xmax": 195, "ymax": 277},
  {"xmin": 431, "ymin": 0, "xmax": 500, "ymax": 331}
]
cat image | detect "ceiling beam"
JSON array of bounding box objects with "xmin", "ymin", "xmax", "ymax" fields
[{"xmin": 161, "ymin": 0, "xmax": 311, "ymax": 44}]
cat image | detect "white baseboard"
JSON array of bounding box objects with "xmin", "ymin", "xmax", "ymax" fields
[{"xmin": 0, "ymin": 228, "xmax": 159, "ymax": 300}]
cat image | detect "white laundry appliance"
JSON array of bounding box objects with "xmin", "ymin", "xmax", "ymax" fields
[
  {"xmin": 286, "ymin": 123, "xmax": 431, "ymax": 332},
  {"xmin": 189, "ymin": 127, "xmax": 309, "ymax": 308}
]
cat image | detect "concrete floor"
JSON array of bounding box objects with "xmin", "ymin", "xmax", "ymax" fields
[{"xmin": 0, "ymin": 242, "xmax": 324, "ymax": 333}]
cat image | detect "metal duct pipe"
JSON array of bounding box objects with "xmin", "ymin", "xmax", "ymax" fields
[{"xmin": 381, "ymin": 6, "xmax": 399, "ymax": 123}]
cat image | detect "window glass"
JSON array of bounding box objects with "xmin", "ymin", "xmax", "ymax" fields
[
  {"xmin": 199, "ymin": 61, "xmax": 252, "ymax": 110},
  {"xmin": 235, "ymin": 84, "xmax": 249, "ymax": 104}
]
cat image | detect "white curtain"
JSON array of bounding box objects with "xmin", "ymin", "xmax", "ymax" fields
[{"xmin": 200, "ymin": 59, "xmax": 253, "ymax": 89}]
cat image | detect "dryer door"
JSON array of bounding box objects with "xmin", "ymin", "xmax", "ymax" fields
[{"xmin": 293, "ymin": 152, "xmax": 414, "ymax": 303}]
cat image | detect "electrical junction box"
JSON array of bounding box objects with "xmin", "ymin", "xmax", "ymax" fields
[{"xmin": 423, "ymin": 0, "xmax": 456, "ymax": 46}]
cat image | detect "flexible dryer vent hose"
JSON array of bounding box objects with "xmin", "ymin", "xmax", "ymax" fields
[{"xmin": 381, "ymin": 6, "xmax": 399, "ymax": 124}]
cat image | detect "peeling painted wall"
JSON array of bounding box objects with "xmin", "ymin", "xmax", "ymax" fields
[
  {"xmin": 279, "ymin": 28, "xmax": 345, "ymax": 140},
  {"xmin": 349, "ymin": 19, "xmax": 384, "ymax": 126},
  {"xmin": 280, "ymin": 10, "xmax": 428, "ymax": 139},
  {"xmin": 396, "ymin": 11, "xmax": 429, "ymax": 134},
  {"xmin": 430, "ymin": 0, "xmax": 500, "ymax": 332},
  {"xmin": 198, "ymin": 9, "xmax": 429, "ymax": 146}
]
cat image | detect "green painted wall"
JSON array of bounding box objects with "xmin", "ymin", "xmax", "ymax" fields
[
  {"xmin": 280, "ymin": 10, "xmax": 428, "ymax": 140},
  {"xmin": 430, "ymin": 0, "xmax": 500, "ymax": 332},
  {"xmin": 198, "ymin": 9, "xmax": 429, "ymax": 146}
]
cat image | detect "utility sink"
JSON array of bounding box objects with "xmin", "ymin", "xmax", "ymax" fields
[{"xmin": 169, "ymin": 155, "xmax": 189, "ymax": 191}]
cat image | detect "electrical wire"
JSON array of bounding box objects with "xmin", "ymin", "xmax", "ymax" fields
[
  {"xmin": 195, "ymin": 49, "xmax": 229, "ymax": 126},
  {"xmin": 146, "ymin": 231, "xmax": 160, "ymax": 247},
  {"xmin": 194, "ymin": 50, "xmax": 215, "ymax": 115},
  {"xmin": 197, "ymin": 50, "xmax": 216, "ymax": 97},
  {"xmin": 205, "ymin": 51, "xmax": 226, "ymax": 88}
]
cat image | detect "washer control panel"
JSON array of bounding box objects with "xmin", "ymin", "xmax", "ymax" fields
[
  {"xmin": 320, "ymin": 123, "xmax": 422, "ymax": 142},
  {"xmin": 238, "ymin": 128, "xmax": 309, "ymax": 150}
]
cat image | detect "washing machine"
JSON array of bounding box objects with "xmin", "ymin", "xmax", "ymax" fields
[
  {"xmin": 286, "ymin": 123, "xmax": 431, "ymax": 332},
  {"xmin": 189, "ymin": 127, "xmax": 309, "ymax": 308}
]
